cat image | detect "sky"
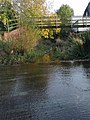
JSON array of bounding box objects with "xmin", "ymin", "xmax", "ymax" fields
[{"xmin": 46, "ymin": 0, "xmax": 90, "ymax": 16}]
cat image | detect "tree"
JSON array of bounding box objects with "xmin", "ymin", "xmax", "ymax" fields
[
  {"xmin": 12, "ymin": 0, "xmax": 48, "ymax": 27},
  {"xmin": 56, "ymin": 4, "xmax": 74, "ymax": 20},
  {"xmin": 0, "ymin": 0, "xmax": 18, "ymax": 32},
  {"xmin": 9, "ymin": 0, "xmax": 48, "ymax": 54},
  {"xmin": 0, "ymin": 0, "xmax": 16, "ymax": 24},
  {"xmin": 13, "ymin": 0, "xmax": 47, "ymax": 17},
  {"xmin": 56, "ymin": 4, "xmax": 74, "ymax": 39}
]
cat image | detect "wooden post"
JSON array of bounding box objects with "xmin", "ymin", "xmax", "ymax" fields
[
  {"xmin": 40, "ymin": 17, "xmax": 43, "ymax": 28},
  {"xmin": 55, "ymin": 16, "xmax": 58, "ymax": 28}
]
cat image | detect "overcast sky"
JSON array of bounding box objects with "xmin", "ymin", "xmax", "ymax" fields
[{"xmin": 46, "ymin": 0, "xmax": 90, "ymax": 16}]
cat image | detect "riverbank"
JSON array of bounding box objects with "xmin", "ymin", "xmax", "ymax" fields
[
  {"xmin": 0, "ymin": 57, "xmax": 90, "ymax": 66},
  {"xmin": 0, "ymin": 30, "xmax": 90, "ymax": 65}
]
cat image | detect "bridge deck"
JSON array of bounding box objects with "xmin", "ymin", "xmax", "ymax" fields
[{"xmin": 39, "ymin": 24, "xmax": 90, "ymax": 29}]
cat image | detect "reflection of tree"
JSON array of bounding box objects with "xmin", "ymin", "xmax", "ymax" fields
[
  {"xmin": 0, "ymin": 64, "xmax": 49, "ymax": 97},
  {"xmin": 24, "ymin": 64, "xmax": 48, "ymax": 91},
  {"xmin": 0, "ymin": 65, "xmax": 19, "ymax": 96},
  {"xmin": 13, "ymin": 64, "xmax": 49, "ymax": 103},
  {"xmin": 0, "ymin": 64, "xmax": 50, "ymax": 120},
  {"xmin": 82, "ymin": 61, "xmax": 90, "ymax": 80}
]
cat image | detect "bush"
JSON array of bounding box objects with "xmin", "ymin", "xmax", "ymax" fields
[
  {"xmin": 0, "ymin": 26, "xmax": 41, "ymax": 64},
  {"xmin": 52, "ymin": 33, "xmax": 90, "ymax": 60},
  {"xmin": 79, "ymin": 31, "xmax": 90, "ymax": 57}
]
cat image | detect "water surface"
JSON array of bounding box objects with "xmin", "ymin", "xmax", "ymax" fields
[{"xmin": 0, "ymin": 61, "xmax": 90, "ymax": 120}]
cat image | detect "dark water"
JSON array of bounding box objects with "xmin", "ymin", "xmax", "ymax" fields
[{"xmin": 0, "ymin": 61, "xmax": 90, "ymax": 120}]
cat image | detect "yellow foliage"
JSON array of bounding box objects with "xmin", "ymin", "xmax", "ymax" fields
[
  {"xmin": 55, "ymin": 28, "xmax": 61, "ymax": 33},
  {"xmin": 41, "ymin": 28, "xmax": 61, "ymax": 39},
  {"xmin": 40, "ymin": 15, "xmax": 61, "ymax": 39},
  {"xmin": 74, "ymin": 38, "xmax": 83, "ymax": 45},
  {"xmin": 41, "ymin": 29, "xmax": 49, "ymax": 38},
  {"xmin": 42, "ymin": 54, "xmax": 51, "ymax": 63},
  {"xmin": 36, "ymin": 54, "xmax": 51, "ymax": 63}
]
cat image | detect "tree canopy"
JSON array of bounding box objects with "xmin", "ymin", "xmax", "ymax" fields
[
  {"xmin": 13, "ymin": 0, "xmax": 47, "ymax": 17},
  {"xmin": 0, "ymin": 0, "xmax": 16, "ymax": 23},
  {"xmin": 56, "ymin": 4, "xmax": 74, "ymax": 39},
  {"xmin": 56, "ymin": 4, "xmax": 74, "ymax": 20}
]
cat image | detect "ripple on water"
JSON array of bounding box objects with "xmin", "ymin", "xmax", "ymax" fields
[{"xmin": 0, "ymin": 62, "xmax": 90, "ymax": 120}]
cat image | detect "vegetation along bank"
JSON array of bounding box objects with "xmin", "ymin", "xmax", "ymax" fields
[{"xmin": 0, "ymin": 0, "xmax": 90, "ymax": 65}]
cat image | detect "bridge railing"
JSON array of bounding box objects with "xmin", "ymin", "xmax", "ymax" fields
[
  {"xmin": 71, "ymin": 16, "xmax": 90, "ymax": 32},
  {"xmin": 31, "ymin": 16, "xmax": 90, "ymax": 29},
  {"xmin": 1, "ymin": 16, "xmax": 90, "ymax": 32},
  {"xmin": 6, "ymin": 18, "xmax": 19, "ymax": 32},
  {"xmin": 28, "ymin": 16, "xmax": 61, "ymax": 28}
]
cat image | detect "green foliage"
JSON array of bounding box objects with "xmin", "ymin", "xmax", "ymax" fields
[
  {"xmin": 0, "ymin": 1, "xmax": 90, "ymax": 64},
  {"xmin": 0, "ymin": 30, "xmax": 90, "ymax": 64},
  {"xmin": 0, "ymin": 28, "xmax": 40, "ymax": 64},
  {"xmin": 56, "ymin": 4, "xmax": 74, "ymax": 39},
  {"xmin": 0, "ymin": 0, "xmax": 49, "ymax": 64},
  {"xmin": 0, "ymin": 0, "xmax": 17, "ymax": 23},
  {"xmin": 0, "ymin": 0, "xmax": 18, "ymax": 32},
  {"xmin": 0, "ymin": 40, "xmax": 11, "ymax": 55},
  {"xmin": 52, "ymin": 32, "xmax": 90, "ymax": 60},
  {"xmin": 12, "ymin": 0, "xmax": 47, "ymax": 48},
  {"xmin": 25, "ymin": 41, "xmax": 51, "ymax": 62},
  {"xmin": 56, "ymin": 4, "xmax": 74, "ymax": 20},
  {"xmin": 78, "ymin": 31, "xmax": 90, "ymax": 57},
  {"xmin": 13, "ymin": 0, "xmax": 47, "ymax": 18},
  {"xmin": 28, "ymin": 31, "xmax": 90, "ymax": 61}
]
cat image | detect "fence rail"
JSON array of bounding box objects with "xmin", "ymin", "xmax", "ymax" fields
[
  {"xmin": 1, "ymin": 16, "xmax": 90, "ymax": 32},
  {"xmin": 28, "ymin": 16, "xmax": 90, "ymax": 30}
]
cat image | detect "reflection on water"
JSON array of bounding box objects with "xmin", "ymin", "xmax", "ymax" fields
[{"xmin": 0, "ymin": 61, "xmax": 90, "ymax": 120}]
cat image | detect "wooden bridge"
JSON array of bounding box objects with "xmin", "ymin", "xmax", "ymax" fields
[
  {"xmin": 32, "ymin": 16, "xmax": 90, "ymax": 32},
  {"xmin": 1, "ymin": 16, "xmax": 90, "ymax": 32}
]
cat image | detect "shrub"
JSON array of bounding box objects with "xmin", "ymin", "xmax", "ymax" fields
[{"xmin": 79, "ymin": 31, "xmax": 90, "ymax": 58}]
